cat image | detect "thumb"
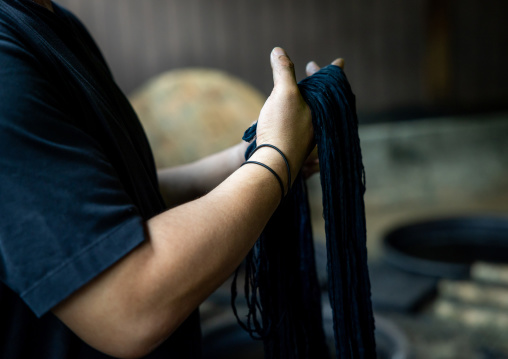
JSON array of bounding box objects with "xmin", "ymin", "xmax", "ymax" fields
[{"xmin": 270, "ymin": 47, "xmax": 297, "ymax": 89}]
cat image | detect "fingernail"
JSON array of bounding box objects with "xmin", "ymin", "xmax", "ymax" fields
[
  {"xmin": 272, "ymin": 47, "xmax": 286, "ymax": 56},
  {"xmin": 307, "ymin": 61, "xmax": 319, "ymax": 71}
]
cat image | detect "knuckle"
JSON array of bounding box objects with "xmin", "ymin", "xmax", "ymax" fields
[{"xmin": 278, "ymin": 55, "xmax": 295, "ymax": 71}]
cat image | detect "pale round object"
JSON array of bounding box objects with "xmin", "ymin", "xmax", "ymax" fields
[{"xmin": 129, "ymin": 68, "xmax": 266, "ymax": 168}]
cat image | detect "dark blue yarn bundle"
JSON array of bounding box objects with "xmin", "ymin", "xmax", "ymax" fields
[{"xmin": 232, "ymin": 64, "xmax": 376, "ymax": 358}]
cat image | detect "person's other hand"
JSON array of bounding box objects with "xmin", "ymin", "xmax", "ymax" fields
[{"xmin": 300, "ymin": 57, "xmax": 345, "ymax": 179}]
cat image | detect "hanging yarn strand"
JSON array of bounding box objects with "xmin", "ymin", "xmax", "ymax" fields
[
  {"xmin": 232, "ymin": 64, "xmax": 376, "ymax": 358},
  {"xmin": 299, "ymin": 65, "xmax": 376, "ymax": 358}
]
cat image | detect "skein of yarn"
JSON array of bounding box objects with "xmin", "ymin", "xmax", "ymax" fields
[{"xmin": 232, "ymin": 64, "xmax": 376, "ymax": 358}]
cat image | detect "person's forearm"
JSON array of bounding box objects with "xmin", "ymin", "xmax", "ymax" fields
[
  {"xmin": 53, "ymin": 148, "xmax": 286, "ymax": 358},
  {"xmin": 158, "ymin": 142, "xmax": 248, "ymax": 207}
]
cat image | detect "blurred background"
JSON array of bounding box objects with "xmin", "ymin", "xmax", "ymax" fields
[
  {"xmin": 58, "ymin": 0, "xmax": 508, "ymax": 358},
  {"xmin": 59, "ymin": 0, "xmax": 506, "ymax": 118}
]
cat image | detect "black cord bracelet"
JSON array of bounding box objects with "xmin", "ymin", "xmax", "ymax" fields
[
  {"xmin": 241, "ymin": 160, "xmax": 285, "ymax": 204},
  {"xmin": 247, "ymin": 144, "xmax": 291, "ymax": 195}
]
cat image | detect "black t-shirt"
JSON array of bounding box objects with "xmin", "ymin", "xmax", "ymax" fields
[{"xmin": 0, "ymin": 0, "xmax": 201, "ymax": 357}]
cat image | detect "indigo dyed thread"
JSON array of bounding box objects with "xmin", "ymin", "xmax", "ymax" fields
[{"xmin": 232, "ymin": 65, "xmax": 376, "ymax": 358}]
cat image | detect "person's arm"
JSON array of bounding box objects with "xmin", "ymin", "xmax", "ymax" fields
[
  {"xmin": 52, "ymin": 48, "xmax": 341, "ymax": 359},
  {"xmin": 157, "ymin": 141, "xmax": 248, "ymax": 207}
]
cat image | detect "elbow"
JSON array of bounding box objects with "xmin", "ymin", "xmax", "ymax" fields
[
  {"xmin": 106, "ymin": 343, "xmax": 160, "ymax": 359},
  {"xmin": 103, "ymin": 338, "xmax": 160, "ymax": 359},
  {"xmin": 87, "ymin": 316, "xmax": 178, "ymax": 359},
  {"xmin": 83, "ymin": 326, "xmax": 171, "ymax": 359},
  {"xmin": 54, "ymin": 306, "xmax": 180, "ymax": 359},
  {"xmin": 106, "ymin": 346, "xmax": 153, "ymax": 359}
]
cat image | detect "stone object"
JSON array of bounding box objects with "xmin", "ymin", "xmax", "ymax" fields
[
  {"xmin": 438, "ymin": 279, "xmax": 508, "ymax": 309},
  {"xmin": 129, "ymin": 68, "xmax": 265, "ymax": 168},
  {"xmin": 434, "ymin": 299, "xmax": 508, "ymax": 329},
  {"xmin": 471, "ymin": 262, "xmax": 508, "ymax": 286}
]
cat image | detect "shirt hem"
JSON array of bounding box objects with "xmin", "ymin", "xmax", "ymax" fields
[{"xmin": 21, "ymin": 215, "xmax": 146, "ymax": 317}]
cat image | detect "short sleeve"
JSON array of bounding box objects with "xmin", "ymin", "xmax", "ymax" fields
[{"xmin": 0, "ymin": 33, "xmax": 147, "ymax": 317}]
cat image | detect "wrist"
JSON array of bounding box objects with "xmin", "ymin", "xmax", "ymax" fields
[
  {"xmin": 247, "ymin": 146, "xmax": 291, "ymax": 194},
  {"xmin": 229, "ymin": 142, "xmax": 250, "ymax": 172}
]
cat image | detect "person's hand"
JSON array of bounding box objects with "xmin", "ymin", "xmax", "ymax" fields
[
  {"xmin": 237, "ymin": 49, "xmax": 345, "ymax": 183},
  {"xmin": 254, "ymin": 47, "xmax": 314, "ymax": 185},
  {"xmin": 299, "ymin": 57, "xmax": 345, "ymax": 179}
]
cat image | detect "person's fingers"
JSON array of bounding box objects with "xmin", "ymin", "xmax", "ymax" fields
[
  {"xmin": 270, "ymin": 47, "xmax": 297, "ymax": 89},
  {"xmin": 306, "ymin": 58, "xmax": 345, "ymax": 78},
  {"xmin": 306, "ymin": 61, "xmax": 320, "ymax": 77},
  {"xmin": 332, "ymin": 58, "xmax": 345, "ymax": 69}
]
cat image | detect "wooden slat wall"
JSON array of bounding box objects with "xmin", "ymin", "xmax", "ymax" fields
[
  {"xmin": 56, "ymin": 0, "xmax": 507, "ymax": 117},
  {"xmin": 453, "ymin": 0, "xmax": 508, "ymax": 107}
]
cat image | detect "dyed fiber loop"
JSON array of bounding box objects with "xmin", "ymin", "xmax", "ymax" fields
[
  {"xmin": 247, "ymin": 143, "xmax": 292, "ymax": 195},
  {"xmin": 232, "ymin": 64, "xmax": 376, "ymax": 358},
  {"xmin": 241, "ymin": 160, "xmax": 285, "ymax": 204}
]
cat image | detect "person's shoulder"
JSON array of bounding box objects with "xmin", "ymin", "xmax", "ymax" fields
[
  {"xmin": 53, "ymin": 2, "xmax": 84, "ymax": 28},
  {"xmin": 0, "ymin": 23, "xmax": 60, "ymax": 128},
  {"xmin": 0, "ymin": 1, "xmax": 44, "ymax": 71},
  {"xmin": 51, "ymin": 3, "xmax": 111, "ymax": 73},
  {"xmin": 0, "ymin": 2, "xmax": 28, "ymax": 50},
  {"xmin": 0, "ymin": 22, "xmax": 47, "ymax": 95},
  {"xmin": 0, "ymin": 26, "xmax": 35, "ymax": 63}
]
